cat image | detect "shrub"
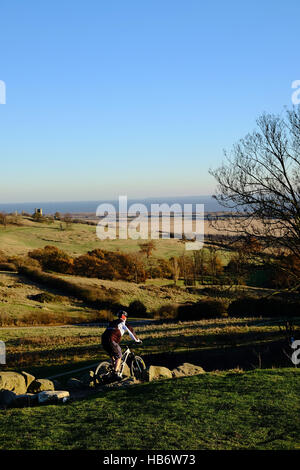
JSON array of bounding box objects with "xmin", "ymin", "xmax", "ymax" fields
[
  {"xmin": 0, "ymin": 262, "xmax": 17, "ymax": 271},
  {"xmin": 154, "ymin": 304, "xmax": 179, "ymax": 320},
  {"xmin": 13, "ymin": 256, "xmax": 40, "ymax": 270},
  {"xmin": 28, "ymin": 245, "xmax": 74, "ymax": 274},
  {"xmin": 177, "ymin": 298, "xmax": 227, "ymax": 321},
  {"xmin": 95, "ymin": 310, "xmax": 114, "ymax": 322},
  {"xmin": 73, "ymin": 254, "xmax": 116, "ymax": 280},
  {"xmin": 128, "ymin": 300, "xmax": 147, "ymax": 318},
  {"xmin": 27, "ymin": 292, "xmax": 66, "ymax": 303},
  {"xmin": 228, "ymin": 297, "xmax": 300, "ymax": 318},
  {"xmin": 0, "ymin": 312, "xmax": 10, "ymax": 326},
  {"xmin": 18, "ymin": 266, "xmax": 121, "ymax": 311}
]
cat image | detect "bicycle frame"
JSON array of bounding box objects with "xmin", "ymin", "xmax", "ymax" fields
[{"xmin": 119, "ymin": 346, "xmax": 132, "ymax": 375}]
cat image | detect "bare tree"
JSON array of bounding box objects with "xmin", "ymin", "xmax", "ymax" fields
[
  {"xmin": 138, "ymin": 240, "xmax": 156, "ymax": 258},
  {"xmin": 170, "ymin": 257, "xmax": 180, "ymax": 285},
  {"xmin": 210, "ymin": 107, "xmax": 300, "ymax": 282}
]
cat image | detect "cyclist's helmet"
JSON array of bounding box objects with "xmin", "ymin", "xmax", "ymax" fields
[{"xmin": 117, "ymin": 310, "xmax": 128, "ymax": 321}]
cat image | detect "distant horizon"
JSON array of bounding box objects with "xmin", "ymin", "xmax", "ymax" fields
[
  {"xmin": 0, "ymin": 195, "xmax": 225, "ymax": 215},
  {"xmin": 0, "ymin": 194, "xmax": 214, "ymax": 205}
]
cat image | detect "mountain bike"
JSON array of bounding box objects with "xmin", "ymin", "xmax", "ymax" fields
[{"xmin": 94, "ymin": 344, "xmax": 146, "ymax": 385}]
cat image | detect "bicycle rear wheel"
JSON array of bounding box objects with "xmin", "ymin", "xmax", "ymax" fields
[
  {"xmin": 95, "ymin": 361, "xmax": 112, "ymax": 384},
  {"xmin": 130, "ymin": 356, "xmax": 146, "ymax": 380}
]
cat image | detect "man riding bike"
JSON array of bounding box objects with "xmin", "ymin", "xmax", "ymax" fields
[{"xmin": 101, "ymin": 310, "xmax": 142, "ymax": 380}]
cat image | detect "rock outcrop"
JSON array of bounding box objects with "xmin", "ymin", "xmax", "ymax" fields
[
  {"xmin": 20, "ymin": 372, "xmax": 35, "ymax": 389},
  {"xmin": 28, "ymin": 379, "xmax": 55, "ymax": 393},
  {"xmin": 38, "ymin": 390, "xmax": 70, "ymax": 404},
  {"xmin": 172, "ymin": 363, "xmax": 205, "ymax": 378},
  {"xmin": 0, "ymin": 372, "xmax": 27, "ymax": 394},
  {"xmin": 146, "ymin": 365, "xmax": 173, "ymax": 381}
]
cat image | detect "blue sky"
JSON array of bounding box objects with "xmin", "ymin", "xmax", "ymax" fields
[{"xmin": 0, "ymin": 0, "xmax": 299, "ymax": 203}]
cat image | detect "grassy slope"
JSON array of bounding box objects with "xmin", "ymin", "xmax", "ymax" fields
[
  {"xmin": 0, "ymin": 219, "xmax": 186, "ymax": 258},
  {"xmin": 0, "ymin": 270, "xmax": 203, "ymax": 325},
  {"xmin": 0, "ymin": 369, "xmax": 299, "ymax": 450},
  {"xmin": 0, "ymin": 272, "xmax": 99, "ymax": 323},
  {"xmin": 56, "ymin": 273, "xmax": 203, "ymax": 311}
]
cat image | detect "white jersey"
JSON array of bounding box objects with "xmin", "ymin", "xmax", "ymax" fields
[
  {"xmin": 118, "ymin": 320, "xmax": 138, "ymax": 341},
  {"xmin": 105, "ymin": 319, "xmax": 139, "ymax": 343}
]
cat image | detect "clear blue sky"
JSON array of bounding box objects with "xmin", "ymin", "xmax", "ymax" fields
[{"xmin": 0, "ymin": 0, "xmax": 299, "ymax": 203}]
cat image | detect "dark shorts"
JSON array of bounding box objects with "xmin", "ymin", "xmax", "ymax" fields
[{"xmin": 102, "ymin": 337, "xmax": 122, "ymax": 360}]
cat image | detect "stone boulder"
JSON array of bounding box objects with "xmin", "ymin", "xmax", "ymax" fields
[
  {"xmin": 146, "ymin": 365, "xmax": 173, "ymax": 382},
  {"xmin": 0, "ymin": 372, "xmax": 27, "ymax": 394},
  {"xmin": 38, "ymin": 390, "xmax": 70, "ymax": 405},
  {"xmin": 172, "ymin": 363, "xmax": 205, "ymax": 378},
  {"xmin": 0, "ymin": 390, "xmax": 17, "ymax": 408},
  {"xmin": 21, "ymin": 371, "xmax": 35, "ymax": 390},
  {"xmin": 102, "ymin": 377, "xmax": 138, "ymax": 390},
  {"xmin": 28, "ymin": 378, "xmax": 55, "ymax": 393}
]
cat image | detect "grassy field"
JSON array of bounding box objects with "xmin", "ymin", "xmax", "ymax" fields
[
  {"xmin": 0, "ymin": 368, "xmax": 299, "ymax": 450},
  {"xmin": 0, "ymin": 216, "xmax": 233, "ymax": 265},
  {"xmin": 1, "ymin": 316, "xmax": 299, "ymax": 375},
  {"xmin": 0, "ymin": 218, "xmax": 187, "ymax": 258}
]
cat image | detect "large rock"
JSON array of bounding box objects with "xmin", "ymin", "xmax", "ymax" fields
[
  {"xmin": 172, "ymin": 363, "xmax": 205, "ymax": 378},
  {"xmin": 20, "ymin": 371, "xmax": 35, "ymax": 390},
  {"xmin": 103, "ymin": 377, "xmax": 137, "ymax": 390},
  {"xmin": 0, "ymin": 390, "xmax": 17, "ymax": 408},
  {"xmin": 147, "ymin": 365, "xmax": 173, "ymax": 381},
  {"xmin": 0, "ymin": 372, "xmax": 27, "ymax": 394},
  {"xmin": 38, "ymin": 390, "xmax": 70, "ymax": 404},
  {"xmin": 28, "ymin": 379, "xmax": 55, "ymax": 393}
]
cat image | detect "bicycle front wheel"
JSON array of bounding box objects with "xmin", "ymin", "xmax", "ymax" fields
[{"xmin": 130, "ymin": 356, "xmax": 146, "ymax": 380}]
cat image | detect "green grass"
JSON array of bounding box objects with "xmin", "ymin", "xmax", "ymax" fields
[
  {"xmin": 0, "ymin": 369, "xmax": 299, "ymax": 450},
  {"xmin": 2, "ymin": 316, "xmax": 299, "ymax": 374},
  {"xmin": 56, "ymin": 273, "xmax": 203, "ymax": 312},
  {"xmin": 0, "ymin": 219, "xmax": 187, "ymax": 258}
]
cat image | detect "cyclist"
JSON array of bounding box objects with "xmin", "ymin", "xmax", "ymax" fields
[{"xmin": 101, "ymin": 310, "xmax": 142, "ymax": 380}]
